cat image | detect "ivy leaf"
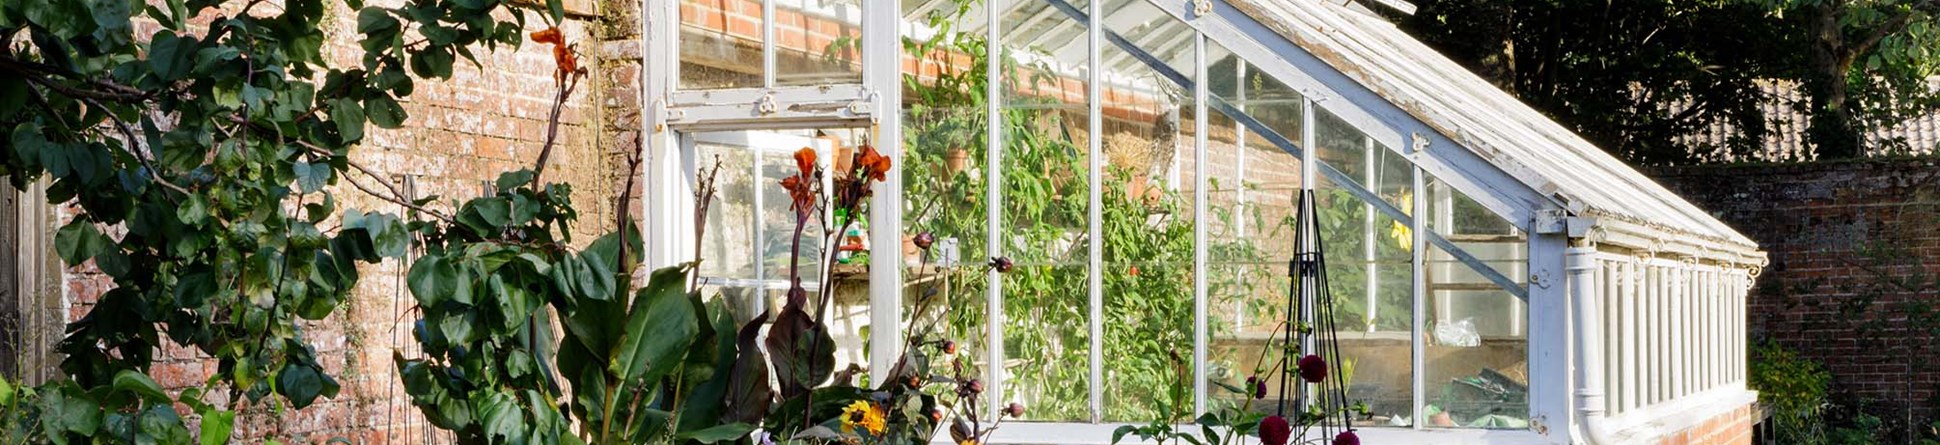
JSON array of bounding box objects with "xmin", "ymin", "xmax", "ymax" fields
[
  {"xmin": 54, "ymin": 220, "xmax": 114, "ymax": 267},
  {"xmin": 610, "ymin": 267, "xmax": 698, "ymax": 386},
  {"xmin": 293, "ymin": 161, "xmax": 330, "ymax": 193}
]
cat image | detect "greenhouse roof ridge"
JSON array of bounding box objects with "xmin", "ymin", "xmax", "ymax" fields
[{"xmin": 1227, "ymin": 0, "xmax": 1762, "ymax": 257}]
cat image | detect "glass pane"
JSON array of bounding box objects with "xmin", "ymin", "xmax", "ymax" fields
[
  {"xmin": 1422, "ymin": 174, "xmax": 1528, "ymax": 429},
  {"xmin": 775, "ymin": 0, "xmax": 864, "ymax": 86},
  {"xmin": 1098, "ymin": 34, "xmax": 1194, "ymax": 422},
  {"xmin": 1312, "ymin": 108, "xmax": 1414, "ymax": 426},
  {"xmin": 680, "ymin": 0, "xmax": 765, "ymax": 89},
  {"xmin": 1203, "ymin": 39, "xmax": 1310, "ymax": 415},
  {"xmin": 997, "ymin": 0, "xmax": 1091, "ymax": 421},
  {"xmin": 901, "ymin": 0, "xmax": 993, "ymax": 411}
]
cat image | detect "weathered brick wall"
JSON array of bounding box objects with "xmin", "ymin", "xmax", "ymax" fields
[
  {"xmin": 47, "ymin": 0, "xmax": 639, "ymax": 442},
  {"xmin": 1655, "ymin": 403, "xmax": 1756, "ymax": 445},
  {"xmin": 1651, "ymin": 159, "xmax": 1940, "ymax": 425}
]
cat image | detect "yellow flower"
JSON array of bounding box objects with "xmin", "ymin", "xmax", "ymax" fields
[
  {"xmin": 841, "ymin": 401, "xmax": 887, "ymax": 436},
  {"xmin": 958, "ymin": 440, "xmax": 980, "ymax": 445},
  {"xmin": 1389, "ymin": 191, "xmax": 1413, "ymax": 251}
]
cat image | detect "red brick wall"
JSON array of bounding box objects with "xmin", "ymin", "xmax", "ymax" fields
[
  {"xmin": 1651, "ymin": 159, "xmax": 1940, "ymax": 425},
  {"xmin": 1654, "ymin": 404, "xmax": 1756, "ymax": 445}
]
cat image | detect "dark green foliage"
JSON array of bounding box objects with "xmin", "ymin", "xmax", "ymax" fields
[{"xmin": 0, "ymin": 0, "xmax": 543, "ymax": 439}]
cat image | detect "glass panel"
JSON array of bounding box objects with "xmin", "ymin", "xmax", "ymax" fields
[
  {"xmin": 997, "ymin": 0, "xmax": 1091, "ymax": 421},
  {"xmin": 680, "ymin": 0, "xmax": 765, "ymax": 89},
  {"xmin": 1097, "ymin": 35, "xmax": 1194, "ymax": 422},
  {"xmin": 690, "ymin": 128, "xmax": 878, "ymax": 376},
  {"xmin": 775, "ymin": 0, "xmax": 864, "ymax": 86},
  {"xmin": 1203, "ymin": 40, "xmax": 1309, "ymax": 415},
  {"xmin": 1312, "ymin": 107, "xmax": 1414, "ymax": 426},
  {"xmin": 901, "ymin": 0, "xmax": 993, "ymax": 413},
  {"xmin": 1422, "ymin": 174, "xmax": 1528, "ymax": 429}
]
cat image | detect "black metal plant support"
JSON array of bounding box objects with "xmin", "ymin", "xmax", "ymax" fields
[{"xmin": 1275, "ymin": 189, "xmax": 1355, "ymax": 439}]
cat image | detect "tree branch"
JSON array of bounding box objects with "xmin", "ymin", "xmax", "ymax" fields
[{"xmin": 1847, "ymin": 0, "xmax": 1940, "ymax": 61}]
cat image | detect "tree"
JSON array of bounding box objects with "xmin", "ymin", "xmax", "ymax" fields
[
  {"xmin": 0, "ymin": 0, "xmax": 570, "ymax": 440},
  {"xmin": 1398, "ymin": 0, "xmax": 1940, "ymax": 163},
  {"xmin": 1757, "ymin": 0, "xmax": 1940, "ymax": 159}
]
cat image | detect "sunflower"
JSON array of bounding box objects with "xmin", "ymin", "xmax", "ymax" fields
[{"xmin": 840, "ymin": 401, "xmax": 887, "ymax": 436}]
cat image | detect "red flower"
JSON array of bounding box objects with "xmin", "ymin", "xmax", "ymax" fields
[
  {"xmin": 794, "ymin": 147, "xmax": 818, "ymax": 176},
  {"xmin": 1259, "ymin": 415, "xmax": 1291, "ymax": 445},
  {"xmin": 1297, "ymin": 354, "xmax": 1328, "ymax": 383},
  {"xmin": 1333, "ymin": 431, "xmax": 1359, "ymax": 445},
  {"xmin": 529, "ymin": 27, "xmax": 562, "ymax": 44},
  {"xmin": 1245, "ymin": 375, "xmax": 1266, "ymax": 399},
  {"xmin": 779, "ymin": 148, "xmax": 819, "ymax": 220},
  {"xmin": 855, "ymin": 144, "xmax": 891, "ymax": 182},
  {"xmin": 529, "ymin": 27, "xmax": 578, "ymax": 82}
]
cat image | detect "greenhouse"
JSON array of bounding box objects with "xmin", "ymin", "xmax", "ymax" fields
[{"xmin": 641, "ymin": 0, "xmax": 1766, "ymax": 443}]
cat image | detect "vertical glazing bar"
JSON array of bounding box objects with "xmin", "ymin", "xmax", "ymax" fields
[
  {"xmin": 753, "ymin": 147, "xmax": 765, "ymax": 286},
  {"xmin": 1187, "ymin": 32, "xmax": 1202, "ymax": 417},
  {"xmin": 761, "ymin": 0, "xmax": 776, "ymax": 88},
  {"xmin": 1086, "ymin": 0, "xmax": 1106, "ymax": 422},
  {"xmin": 644, "ymin": 0, "xmax": 682, "ymax": 271},
  {"xmin": 863, "ymin": 0, "xmax": 904, "ymax": 383},
  {"xmin": 1234, "ymin": 63, "xmax": 1248, "ymax": 240},
  {"xmin": 1362, "ymin": 138, "xmax": 1377, "ymax": 332},
  {"xmin": 983, "ymin": 0, "xmax": 1005, "ymax": 419},
  {"xmin": 1296, "ymin": 98, "xmax": 1316, "ymax": 410},
  {"xmin": 1602, "ymin": 260, "xmax": 1618, "ymax": 414},
  {"xmin": 1622, "ymin": 260, "xmax": 1638, "ymax": 413},
  {"xmin": 1409, "ymin": 163, "xmax": 1426, "ymax": 430}
]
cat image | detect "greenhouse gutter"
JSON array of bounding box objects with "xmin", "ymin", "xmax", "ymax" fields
[{"xmin": 1038, "ymin": 0, "xmax": 1529, "ymax": 301}]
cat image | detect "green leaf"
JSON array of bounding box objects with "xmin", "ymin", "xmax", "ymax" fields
[
  {"xmin": 546, "ymin": 0, "xmax": 564, "ymax": 23},
  {"xmin": 276, "ymin": 364, "xmax": 330, "ymax": 409},
  {"xmin": 197, "ymin": 409, "xmax": 235, "ymax": 445},
  {"xmin": 293, "ymin": 161, "xmax": 330, "ymax": 193},
  {"xmin": 147, "ymin": 31, "xmax": 197, "ymax": 81},
  {"xmin": 495, "ymin": 170, "xmax": 535, "ymax": 192},
  {"xmin": 355, "ymin": 7, "xmax": 398, "ymax": 34},
  {"xmin": 364, "ymin": 94, "xmax": 406, "ymax": 128},
  {"xmin": 331, "ymin": 99, "xmax": 366, "ymax": 142},
  {"xmin": 0, "ymin": 376, "xmax": 13, "ymax": 406},
  {"xmin": 407, "ymin": 255, "xmax": 458, "ymax": 308},
  {"xmin": 112, "ymin": 370, "xmax": 169, "ymax": 402},
  {"xmin": 475, "ymin": 392, "xmax": 526, "ymax": 443},
  {"xmin": 677, "ymin": 423, "xmax": 756, "ymax": 444},
  {"xmin": 610, "ymin": 267, "xmax": 698, "ymax": 385},
  {"xmin": 54, "ymin": 220, "xmax": 113, "ymax": 267}
]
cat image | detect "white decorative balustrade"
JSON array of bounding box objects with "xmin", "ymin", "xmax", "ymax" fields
[{"xmin": 1590, "ymin": 253, "xmax": 1750, "ymax": 419}]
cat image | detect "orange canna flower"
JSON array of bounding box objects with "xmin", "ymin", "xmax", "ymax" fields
[
  {"xmin": 855, "ymin": 144, "xmax": 890, "ymax": 182},
  {"xmin": 530, "ymin": 27, "xmax": 563, "ymax": 44},
  {"xmin": 793, "ymin": 147, "xmax": 817, "ymax": 176}
]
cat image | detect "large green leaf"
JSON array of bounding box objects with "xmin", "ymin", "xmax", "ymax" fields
[
  {"xmin": 111, "ymin": 370, "xmax": 168, "ymax": 402},
  {"xmin": 407, "ymin": 255, "xmax": 459, "ymax": 308},
  {"xmin": 475, "ymin": 392, "xmax": 526, "ymax": 443},
  {"xmin": 54, "ymin": 220, "xmax": 114, "ymax": 267},
  {"xmin": 609, "ymin": 267, "xmax": 697, "ymax": 386},
  {"xmin": 764, "ymin": 302, "xmax": 835, "ymax": 399},
  {"xmin": 677, "ymin": 423, "xmax": 757, "ymax": 444},
  {"xmin": 197, "ymin": 409, "xmax": 234, "ymax": 445}
]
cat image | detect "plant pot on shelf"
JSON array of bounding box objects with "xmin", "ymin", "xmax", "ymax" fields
[
  {"xmin": 1127, "ymin": 173, "xmax": 1150, "ymax": 203},
  {"xmin": 943, "ymin": 148, "xmax": 970, "ymax": 177},
  {"xmin": 832, "ymin": 142, "xmax": 855, "ymax": 177},
  {"xmin": 901, "ymin": 234, "xmax": 922, "ymax": 267}
]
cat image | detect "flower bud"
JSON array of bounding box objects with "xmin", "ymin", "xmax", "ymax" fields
[
  {"xmin": 989, "ymin": 257, "xmax": 1014, "ymax": 273},
  {"xmin": 942, "ymin": 340, "xmax": 958, "ymax": 355},
  {"xmin": 1004, "ymin": 402, "xmax": 1026, "ymax": 418},
  {"xmin": 964, "ymin": 379, "xmax": 984, "ymax": 394},
  {"xmin": 914, "ymin": 232, "xmax": 936, "ymax": 250},
  {"xmin": 1297, "ymin": 354, "xmax": 1328, "ymax": 383}
]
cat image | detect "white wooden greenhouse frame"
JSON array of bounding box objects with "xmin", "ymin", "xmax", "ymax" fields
[{"xmin": 638, "ymin": 0, "xmax": 1768, "ymax": 443}]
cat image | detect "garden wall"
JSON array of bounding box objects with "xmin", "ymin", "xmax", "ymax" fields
[
  {"xmin": 1650, "ymin": 159, "xmax": 1940, "ymax": 426},
  {"xmin": 37, "ymin": 0, "xmax": 642, "ymax": 442}
]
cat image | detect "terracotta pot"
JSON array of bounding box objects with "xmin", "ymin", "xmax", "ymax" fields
[
  {"xmin": 902, "ymin": 234, "xmax": 922, "ymax": 267},
  {"xmin": 1127, "ymin": 173, "xmax": 1150, "ymax": 203},
  {"xmin": 1430, "ymin": 412, "xmax": 1456, "ymax": 427},
  {"xmin": 943, "ymin": 148, "xmax": 969, "ymax": 176},
  {"xmin": 832, "ymin": 143, "xmax": 855, "ymax": 177}
]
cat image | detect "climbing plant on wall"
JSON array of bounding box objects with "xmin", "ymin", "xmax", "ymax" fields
[{"xmin": 0, "ymin": 0, "xmax": 578, "ymax": 440}]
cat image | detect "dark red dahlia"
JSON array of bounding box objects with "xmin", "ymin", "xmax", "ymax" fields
[
  {"xmin": 1297, "ymin": 354, "xmax": 1328, "ymax": 383},
  {"xmin": 1260, "ymin": 415, "xmax": 1291, "ymax": 445},
  {"xmin": 1334, "ymin": 430, "xmax": 1359, "ymax": 445}
]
